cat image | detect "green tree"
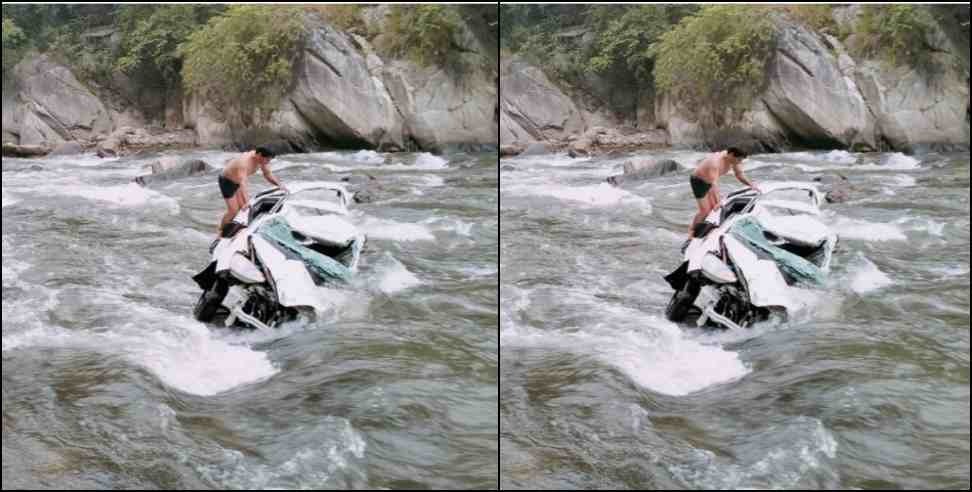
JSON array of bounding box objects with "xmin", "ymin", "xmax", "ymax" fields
[
  {"xmin": 180, "ymin": 6, "xmax": 306, "ymax": 113},
  {"xmin": 379, "ymin": 5, "xmax": 465, "ymax": 70},
  {"xmin": 115, "ymin": 5, "xmax": 224, "ymax": 87},
  {"xmin": 653, "ymin": 5, "xmax": 777, "ymax": 114},
  {"xmin": 854, "ymin": 5, "xmax": 940, "ymax": 68},
  {"xmin": 2, "ymin": 17, "xmax": 27, "ymax": 75}
]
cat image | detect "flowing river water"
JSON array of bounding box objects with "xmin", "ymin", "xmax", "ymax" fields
[
  {"xmin": 2, "ymin": 149, "xmax": 498, "ymax": 489},
  {"xmin": 500, "ymin": 150, "xmax": 970, "ymax": 489}
]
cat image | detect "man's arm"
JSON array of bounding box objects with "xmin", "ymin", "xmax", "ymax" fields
[
  {"xmin": 260, "ymin": 162, "xmax": 287, "ymax": 192},
  {"xmin": 732, "ymin": 162, "xmax": 759, "ymax": 191}
]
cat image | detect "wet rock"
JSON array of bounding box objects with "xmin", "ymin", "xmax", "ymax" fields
[
  {"xmin": 815, "ymin": 173, "xmax": 855, "ymax": 203},
  {"xmin": 341, "ymin": 174, "xmax": 384, "ymax": 204},
  {"xmin": 520, "ymin": 142, "xmax": 551, "ymax": 156},
  {"xmin": 607, "ymin": 158, "xmax": 681, "ymax": 186},
  {"xmin": 2, "ymin": 143, "xmax": 49, "ymax": 158},
  {"xmin": 134, "ymin": 159, "xmax": 213, "ymax": 187},
  {"xmin": 500, "ymin": 144, "xmax": 524, "ymax": 157},
  {"xmin": 48, "ymin": 141, "xmax": 84, "ymax": 156}
]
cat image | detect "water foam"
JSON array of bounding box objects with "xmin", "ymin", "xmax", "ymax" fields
[
  {"xmin": 350, "ymin": 150, "xmax": 385, "ymax": 164},
  {"xmin": 848, "ymin": 256, "xmax": 893, "ymax": 294},
  {"xmin": 2, "ymin": 303, "xmax": 279, "ymax": 396},
  {"xmin": 667, "ymin": 417, "xmax": 838, "ymax": 489},
  {"xmin": 195, "ymin": 417, "xmax": 367, "ymax": 489},
  {"xmin": 882, "ymin": 152, "xmax": 921, "ymax": 170},
  {"xmin": 830, "ymin": 217, "xmax": 907, "ymax": 241},
  {"xmin": 501, "ymin": 288, "xmax": 749, "ymax": 396},
  {"xmin": 359, "ymin": 217, "xmax": 436, "ymax": 242},
  {"xmin": 374, "ymin": 254, "xmax": 423, "ymax": 294},
  {"xmin": 822, "ymin": 150, "xmax": 857, "ymax": 164},
  {"xmin": 507, "ymin": 182, "xmax": 651, "ymax": 209},
  {"xmin": 45, "ymin": 182, "xmax": 181, "ymax": 213},
  {"xmin": 1, "ymin": 190, "xmax": 18, "ymax": 208}
]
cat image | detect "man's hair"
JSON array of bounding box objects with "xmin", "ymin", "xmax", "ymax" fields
[
  {"xmin": 255, "ymin": 146, "xmax": 276, "ymax": 159},
  {"xmin": 726, "ymin": 147, "xmax": 748, "ymax": 159}
]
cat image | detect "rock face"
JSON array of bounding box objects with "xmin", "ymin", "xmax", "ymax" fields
[
  {"xmin": 184, "ymin": 14, "xmax": 498, "ymax": 153},
  {"xmin": 501, "ymin": 8, "xmax": 970, "ymax": 153},
  {"xmin": 655, "ymin": 16, "xmax": 969, "ymax": 153},
  {"xmin": 2, "ymin": 9, "xmax": 498, "ymax": 154},
  {"xmin": 97, "ymin": 126, "xmax": 197, "ymax": 157},
  {"xmin": 606, "ymin": 158, "xmax": 681, "ymax": 186},
  {"xmin": 3, "ymin": 54, "xmax": 112, "ymax": 147},
  {"xmin": 500, "ymin": 57, "xmax": 586, "ymax": 144}
]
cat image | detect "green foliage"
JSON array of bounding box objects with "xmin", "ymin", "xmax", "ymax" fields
[
  {"xmin": 378, "ymin": 5, "xmax": 465, "ymax": 70},
  {"xmin": 306, "ymin": 5, "xmax": 367, "ymax": 35},
  {"xmin": 588, "ymin": 5, "xmax": 698, "ymax": 80},
  {"xmin": 180, "ymin": 6, "xmax": 305, "ymax": 112},
  {"xmin": 115, "ymin": 5, "xmax": 224, "ymax": 87},
  {"xmin": 853, "ymin": 5, "xmax": 939, "ymax": 68},
  {"xmin": 653, "ymin": 6, "xmax": 777, "ymax": 114},
  {"xmin": 781, "ymin": 5, "xmax": 838, "ymax": 35},
  {"xmin": 2, "ymin": 17, "xmax": 27, "ymax": 74}
]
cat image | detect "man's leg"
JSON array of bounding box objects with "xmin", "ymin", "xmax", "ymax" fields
[
  {"xmin": 689, "ymin": 198, "xmax": 711, "ymax": 237},
  {"xmin": 219, "ymin": 197, "xmax": 240, "ymax": 235}
]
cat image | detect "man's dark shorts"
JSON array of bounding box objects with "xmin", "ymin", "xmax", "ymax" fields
[
  {"xmin": 219, "ymin": 174, "xmax": 240, "ymax": 200},
  {"xmin": 690, "ymin": 174, "xmax": 711, "ymax": 199}
]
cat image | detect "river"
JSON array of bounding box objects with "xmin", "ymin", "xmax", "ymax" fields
[
  {"xmin": 2, "ymin": 149, "xmax": 498, "ymax": 489},
  {"xmin": 500, "ymin": 149, "xmax": 970, "ymax": 489}
]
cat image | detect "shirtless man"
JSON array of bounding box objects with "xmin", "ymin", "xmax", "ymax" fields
[
  {"xmin": 218, "ymin": 146, "xmax": 287, "ymax": 236},
  {"xmin": 688, "ymin": 147, "xmax": 759, "ymax": 238}
]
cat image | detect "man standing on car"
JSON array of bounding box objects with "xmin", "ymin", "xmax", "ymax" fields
[
  {"xmin": 687, "ymin": 147, "xmax": 760, "ymax": 238},
  {"xmin": 218, "ymin": 146, "xmax": 288, "ymax": 237}
]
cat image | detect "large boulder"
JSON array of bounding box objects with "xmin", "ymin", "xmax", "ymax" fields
[
  {"xmin": 288, "ymin": 26, "xmax": 404, "ymax": 150},
  {"xmin": 759, "ymin": 19, "xmax": 877, "ymax": 150},
  {"xmin": 134, "ymin": 159, "xmax": 213, "ymax": 187},
  {"xmin": 656, "ymin": 13, "xmax": 968, "ymax": 152},
  {"xmin": 500, "ymin": 57, "xmax": 585, "ymax": 144},
  {"xmin": 48, "ymin": 141, "xmax": 85, "ymax": 156},
  {"xmin": 607, "ymin": 158, "xmax": 681, "ymax": 186},
  {"xmin": 5, "ymin": 54, "xmax": 112, "ymax": 147},
  {"xmin": 500, "ymin": 144, "xmax": 524, "ymax": 157},
  {"xmin": 2, "ymin": 143, "xmax": 50, "ymax": 158},
  {"xmin": 520, "ymin": 142, "xmax": 552, "ymax": 156}
]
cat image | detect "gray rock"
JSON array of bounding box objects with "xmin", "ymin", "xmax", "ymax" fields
[
  {"xmin": 607, "ymin": 158, "xmax": 681, "ymax": 186},
  {"xmin": 500, "ymin": 57, "xmax": 585, "ymax": 143},
  {"xmin": 501, "ymin": 165, "xmax": 516, "ymax": 171},
  {"xmin": 520, "ymin": 142, "xmax": 551, "ymax": 156},
  {"xmin": 500, "ymin": 144, "xmax": 524, "ymax": 157},
  {"xmin": 134, "ymin": 159, "xmax": 213, "ymax": 187},
  {"xmin": 6, "ymin": 54, "xmax": 112, "ymax": 147},
  {"xmin": 814, "ymin": 173, "xmax": 855, "ymax": 203},
  {"xmin": 341, "ymin": 174, "xmax": 383, "ymax": 204},
  {"xmin": 49, "ymin": 141, "xmax": 84, "ymax": 156},
  {"xmin": 2, "ymin": 143, "xmax": 49, "ymax": 158}
]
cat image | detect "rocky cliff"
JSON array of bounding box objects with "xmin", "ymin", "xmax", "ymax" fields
[
  {"xmin": 500, "ymin": 6, "xmax": 970, "ymax": 154},
  {"xmin": 2, "ymin": 7, "xmax": 498, "ymax": 156}
]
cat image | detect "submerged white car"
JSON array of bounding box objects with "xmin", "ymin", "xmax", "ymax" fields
[
  {"xmin": 664, "ymin": 182, "xmax": 839, "ymax": 330},
  {"xmin": 192, "ymin": 183, "xmax": 366, "ymax": 331}
]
